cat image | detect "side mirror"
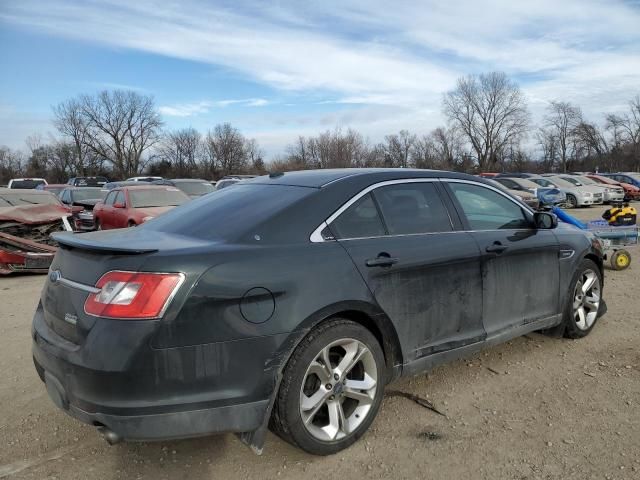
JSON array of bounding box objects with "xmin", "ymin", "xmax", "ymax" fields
[
  {"xmin": 534, "ymin": 211, "xmax": 558, "ymax": 229},
  {"xmin": 114, "ymin": 202, "xmax": 125, "ymax": 209}
]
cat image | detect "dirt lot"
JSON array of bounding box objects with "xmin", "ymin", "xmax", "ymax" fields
[{"xmin": 0, "ymin": 206, "xmax": 638, "ymax": 479}]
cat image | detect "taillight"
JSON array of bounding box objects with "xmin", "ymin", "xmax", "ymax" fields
[{"xmin": 84, "ymin": 271, "xmax": 184, "ymax": 319}]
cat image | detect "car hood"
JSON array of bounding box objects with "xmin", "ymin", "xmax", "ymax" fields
[
  {"xmin": 0, "ymin": 204, "xmax": 70, "ymax": 225},
  {"xmin": 132, "ymin": 206, "xmax": 176, "ymax": 218}
]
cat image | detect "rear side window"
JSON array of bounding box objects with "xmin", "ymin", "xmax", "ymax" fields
[
  {"xmin": 373, "ymin": 183, "xmax": 452, "ymax": 235},
  {"xmin": 114, "ymin": 191, "xmax": 125, "ymax": 206},
  {"xmin": 104, "ymin": 192, "xmax": 116, "ymax": 205},
  {"xmin": 448, "ymin": 183, "xmax": 530, "ymax": 230},
  {"xmin": 331, "ymin": 193, "xmax": 385, "ymax": 239}
]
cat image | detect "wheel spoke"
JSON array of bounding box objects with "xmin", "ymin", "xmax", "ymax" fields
[
  {"xmin": 307, "ymin": 361, "xmax": 331, "ymax": 383},
  {"xmin": 343, "ymin": 387, "xmax": 373, "ymax": 406},
  {"xmin": 344, "ymin": 372, "xmax": 377, "ymax": 391},
  {"xmin": 333, "ymin": 341, "xmax": 359, "ymax": 378},
  {"xmin": 324, "ymin": 400, "xmax": 342, "ymax": 439},
  {"xmin": 576, "ymin": 306, "xmax": 586, "ymax": 328},
  {"xmin": 301, "ymin": 388, "xmax": 328, "ymax": 414},
  {"xmin": 582, "ymin": 273, "xmax": 596, "ymax": 294},
  {"xmin": 584, "ymin": 295, "xmax": 600, "ymax": 313},
  {"xmin": 320, "ymin": 345, "xmax": 332, "ymax": 371}
]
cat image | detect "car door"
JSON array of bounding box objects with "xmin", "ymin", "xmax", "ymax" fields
[
  {"xmin": 99, "ymin": 191, "xmax": 116, "ymax": 228},
  {"xmin": 444, "ymin": 180, "xmax": 560, "ymax": 337},
  {"xmin": 328, "ymin": 180, "xmax": 486, "ymax": 363},
  {"xmin": 112, "ymin": 190, "xmax": 127, "ymax": 228}
]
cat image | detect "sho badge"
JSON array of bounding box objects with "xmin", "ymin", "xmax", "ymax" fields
[{"xmin": 64, "ymin": 313, "xmax": 78, "ymax": 325}]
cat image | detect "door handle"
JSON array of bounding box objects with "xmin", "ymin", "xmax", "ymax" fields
[
  {"xmin": 485, "ymin": 241, "xmax": 508, "ymax": 254},
  {"xmin": 365, "ymin": 255, "xmax": 399, "ymax": 268}
]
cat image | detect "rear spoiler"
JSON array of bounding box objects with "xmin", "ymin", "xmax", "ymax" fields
[{"xmin": 51, "ymin": 232, "xmax": 158, "ymax": 254}]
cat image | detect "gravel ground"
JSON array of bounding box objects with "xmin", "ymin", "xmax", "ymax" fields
[{"xmin": 0, "ymin": 206, "xmax": 638, "ymax": 479}]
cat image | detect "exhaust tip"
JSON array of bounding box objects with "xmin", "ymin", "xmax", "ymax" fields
[{"xmin": 97, "ymin": 426, "xmax": 122, "ymax": 445}]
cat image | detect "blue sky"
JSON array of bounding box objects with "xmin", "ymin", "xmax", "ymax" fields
[{"xmin": 1, "ymin": 0, "xmax": 639, "ymax": 157}]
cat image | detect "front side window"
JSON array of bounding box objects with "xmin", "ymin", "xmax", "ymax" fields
[
  {"xmin": 373, "ymin": 183, "xmax": 452, "ymax": 235},
  {"xmin": 104, "ymin": 192, "xmax": 116, "ymax": 206},
  {"xmin": 448, "ymin": 182, "xmax": 530, "ymax": 230},
  {"xmin": 331, "ymin": 193, "xmax": 385, "ymax": 239},
  {"xmin": 114, "ymin": 191, "xmax": 126, "ymax": 206}
]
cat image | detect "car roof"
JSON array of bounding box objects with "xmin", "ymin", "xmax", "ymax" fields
[
  {"xmin": 250, "ymin": 168, "xmax": 474, "ymax": 188},
  {"xmin": 119, "ymin": 185, "xmax": 181, "ymax": 190},
  {"xmin": 0, "ymin": 188, "xmax": 54, "ymax": 195}
]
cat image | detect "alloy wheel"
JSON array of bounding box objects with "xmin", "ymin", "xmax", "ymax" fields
[
  {"xmin": 572, "ymin": 269, "xmax": 601, "ymax": 330},
  {"xmin": 299, "ymin": 338, "xmax": 378, "ymax": 442}
]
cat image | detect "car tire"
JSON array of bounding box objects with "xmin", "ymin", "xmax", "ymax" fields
[
  {"xmin": 127, "ymin": 221, "xmax": 137, "ymax": 228},
  {"xmin": 95, "ymin": 219, "xmax": 101, "ymax": 231},
  {"xmin": 566, "ymin": 194, "xmax": 578, "ymax": 208},
  {"xmin": 270, "ymin": 319, "xmax": 385, "ymax": 455},
  {"xmin": 563, "ymin": 259, "xmax": 603, "ymax": 339}
]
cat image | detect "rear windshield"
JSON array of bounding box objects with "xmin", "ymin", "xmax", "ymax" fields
[
  {"xmin": 129, "ymin": 189, "xmax": 189, "ymax": 208},
  {"xmin": 0, "ymin": 193, "xmax": 60, "ymax": 206},
  {"xmin": 174, "ymin": 181, "xmax": 215, "ymax": 196},
  {"xmin": 72, "ymin": 188, "xmax": 105, "ymax": 201},
  {"xmin": 10, "ymin": 179, "xmax": 46, "ymax": 189},
  {"xmin": 146, "ymin": 184, "xmax": 312, "ymax": 240},
  {"xmin": 74, "ymin": 177, "xmax": 108, "ymax": 186}
]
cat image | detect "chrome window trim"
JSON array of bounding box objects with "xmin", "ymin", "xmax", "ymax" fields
[
  {"xmin": 309, "ymin": 177, "xmax": 536, "ymax": 243},
  {"xmin": 309, "ymin": 178, "xmax": 441, "ymax": 243}
]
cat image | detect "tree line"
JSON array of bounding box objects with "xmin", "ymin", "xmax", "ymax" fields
[{"xmin": 1, "ymin": 71, "xmax": 639, "ymax": 185}]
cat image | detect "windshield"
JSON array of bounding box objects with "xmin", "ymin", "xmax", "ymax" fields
[
  {"xmin": 577, "ymin": 176, "xmax": 597, "ymax": 185},
  {"xmin": 129, "ymin": 188, "xmax": 189, "ymax": 208},
  {"xmin": 74, "ymin": 177, "xmax": 107, "ymax": 186},
  {"xmin": 10, "ymin": 179, "xmax": 46, "ymax": 189},
  {"xmin": 146, "ymin": 184, "xmax": 313, "ymax": 240},
  {"xmin": 531, "ymin": 178, "xmax": 555, "ymax": 188},
  {"xmin": 547, "ymin": 177, "xmax": 574, "ymax": 188},
  {"xmin": 560, "ymin": 176, "xmax": 583, "ymax": 186},
  {"xmin": 72, "ymin": 188, "xmax": 105, "ymax": 201},
  {"xmin": 174, "ymin": 181, "xmax": 215, "ymax": 196},
  {"xmin": 0, "ymin": 193, "xmax": 60, "ymax": 206}
]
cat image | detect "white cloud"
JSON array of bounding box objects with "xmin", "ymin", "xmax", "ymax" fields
[
  {"xmin": 1, "ymin": 0, "xmax": 639, "ymax": 151},
  {"xmin": 159, "ymin": 98, "xmax": 270, "ymax": 117}
]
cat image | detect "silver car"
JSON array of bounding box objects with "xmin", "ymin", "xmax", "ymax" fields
[
  {"xmin": 571, "ymin": 175, "xmax": 624, "ymax": 203},
  {"xmin": 530, "ymin": 176, "xmax": 601, "ymax": 208}
]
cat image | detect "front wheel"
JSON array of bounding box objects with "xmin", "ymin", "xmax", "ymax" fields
[
  {"xmin": 565, "ymin": 194, "xmax": 578, "ymax": 208},
  {"xmin": 271, "ymin": 319, "xmax": 385, "ymax": 455},
  {"xmin": 563, "ymin": 259, "xmax": 603, "ymax": 339}
]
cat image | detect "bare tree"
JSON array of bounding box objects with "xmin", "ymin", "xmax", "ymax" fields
[
  {"xmin": 536, "ymin": 127, "xmax": 559, "ymax": 172},
  {"xmin": 0, "ymin": 146, "xmax": 24, "ymax": 184},
  {"xmin": 203, "ymin": 123, "xmax": 248, "ymax": 178},
  {"xmin": 382, "ymin": 130, "xmax": 416, "ymax": 168},
  {"xmin": 543, "ymin": 101, "xmax": 583, "ymax": 172},
  {"xmin": 443, "ymin": 72, "xmax": 529, "ymax": 171},
  {"xmin": 606, "ymin": 95, "xmax": 640, "ymax": 171},
  {"xmin": 245, "ymin": 138, "xmax": 266, "ymax": 174},
  {"xmin": 52, "ymin": 99, "xmax": 92, "ymax": 175},
  {"xmin": 64, "ymin": 90, "xmax": 163, "ymax": 178},
  {"xmin": 156, "ymin": 128, "xmax": 202, "ymax": 177}
]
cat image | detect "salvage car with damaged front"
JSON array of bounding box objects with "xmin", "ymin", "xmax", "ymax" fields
[
  {"xmin": 32, "ymin": 169, "xmax": 606, "ymax": 455},
  {"xmin": 0, "ymin": 189, "xmax": 73, "ymax": 274}
]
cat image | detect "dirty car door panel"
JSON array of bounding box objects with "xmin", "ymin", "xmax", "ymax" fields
[
  {"xmin": 445, "ymin": 181, "xmax": 561, "ymax": 336},
  {"xmin": 330, "ymin": 181, "xmax": 486, "ymax": 362}
]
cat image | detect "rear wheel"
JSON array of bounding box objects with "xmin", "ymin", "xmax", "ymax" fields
[
  {"xmin": 271, "ymin": 319, "xmax": 385, "ymax": 455},
  {"xmin": 563, "ymin": 259, "xmax": 603, "ymax": 339},
  {"xmin": 127, "ymin": 221, "xmax": 137, "ymax": 228},
  {"xmin": 95, "ymin": 219, "xmax": 101, "ymax": 231},
  {"xmin": 566, "ymin": 194, "xmax": 578, "ymax": 208}
]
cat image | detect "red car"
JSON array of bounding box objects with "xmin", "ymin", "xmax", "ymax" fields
[
  {"xmin": 586, "ymin": 174, "xmax": 640, "ymax": 202},
  {"xmin": 93, "ymin": 185, "xmax": 190, "ymax": 230}
]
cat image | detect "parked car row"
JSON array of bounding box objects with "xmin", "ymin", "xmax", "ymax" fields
[{"xmin": 488, "ymin": 172, "xmax": 638, "ymax": 207}]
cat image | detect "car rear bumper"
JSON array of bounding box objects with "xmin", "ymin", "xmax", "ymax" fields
[
  {"xmin": 32, "ymin": 303, "xmax": 285, "ymax": 441},
  {"xmin": 35, "ymin": 360, "xmax": 268, "ymax": 441}
]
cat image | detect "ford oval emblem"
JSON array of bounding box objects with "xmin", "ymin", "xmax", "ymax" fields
[{"xmin": 49, "ymin": 270, "xmax": 62, "ymax": 284}]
